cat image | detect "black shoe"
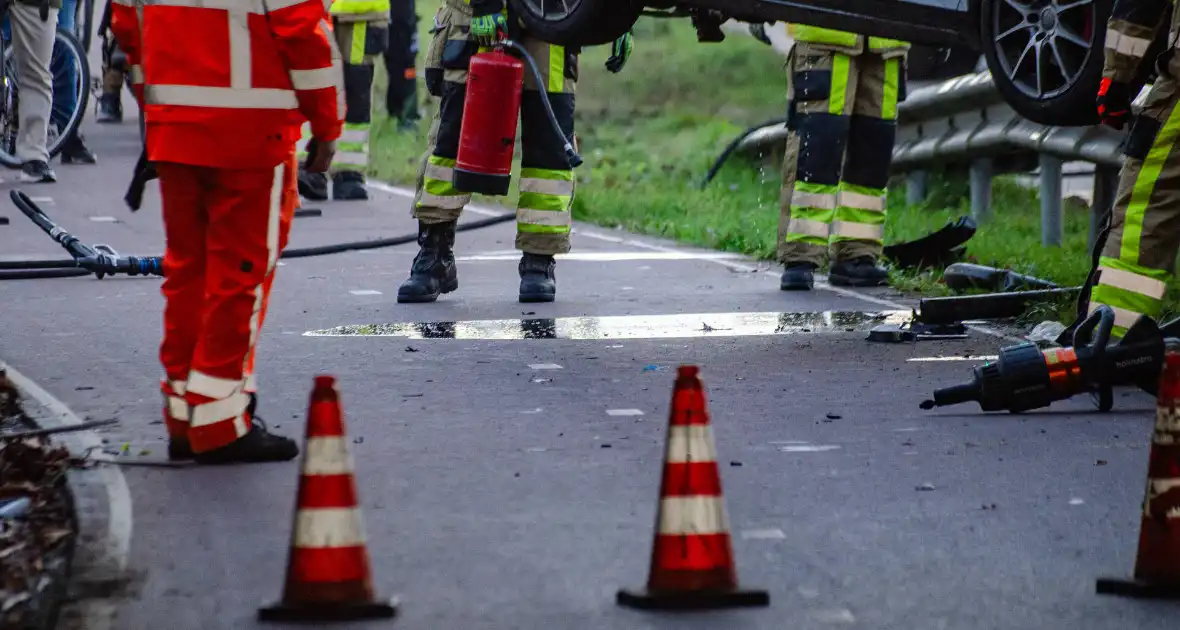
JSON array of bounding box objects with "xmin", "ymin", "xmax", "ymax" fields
[
  {"xmin": 60, "ymin": 134, "xmax": 97, "ymax": 164},
  {"xmin": 193, "ymin": 399, "xmax": 299, "ymax": 465},
  {"xmin": 96, "ymin": 94, "xmax": 122, "ymax": 124},
  {"xmin": 20, "ymin": 160, "xmax": 56, "ymax": 183},
  {"xmin": 332, "ymin": 171, "xmax": 368, "ymax": 200},
  {"xmin": 397, "ymin": 221, "xmax": 459, "ymax": 303},
  {"xmin": 519, "ymin": 253, "xmax": 557, "ymax": 303},
  {"xmin": 168, "ymin": 439, "xmax": 194, "ymax": 461},
  {"xmin": 780, "ymin": 262, "xmax": 816, "ymax": 291},
  {"xmin": 829, "ymin": 256, "xmax": 890, "ymax": 287},
  {"xmin": 298, "ymin": 169, "xmax": 328, "ymax": 201}
]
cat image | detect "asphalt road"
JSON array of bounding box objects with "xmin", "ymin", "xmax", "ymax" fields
[{"xmin": 0, "ymin": 102, "xmax": 1174, "ymax": 630}]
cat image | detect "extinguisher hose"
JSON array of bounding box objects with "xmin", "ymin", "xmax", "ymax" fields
[{"xmin": 500, "ymin": 39, "xmax": 583, "ymax": 169}]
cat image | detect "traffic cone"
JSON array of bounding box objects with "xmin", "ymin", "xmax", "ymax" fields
[
  {"xmin": 259, "ymin": 376, "xmax": 399, "ymax": 621},
  {"xmin": 617, "ymin": 365, "xmax": 769, "ymax": 610},
  {"xmin": 1097, "ymin": 349, "xmax": 1180, "ymax": 598}
]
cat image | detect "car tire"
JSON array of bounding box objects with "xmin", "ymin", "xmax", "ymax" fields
[
  {"xmin": 509, "ymin": 0, "xmax": 642, "ymax": 47},
  {"xmin": 979, "ymin": 0, "xmax": 1111, "ymax": 126}
]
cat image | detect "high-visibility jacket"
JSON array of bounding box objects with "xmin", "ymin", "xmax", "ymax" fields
[
  {"xmin": 787, "ymin": 24, "xmax": 909, "ymax": 58},
  {"xmin": 330, "ymin": 0, "xmax": 390, "ymax": 22},
  {"xmin": 110, "ymin": 0, "xmax": 346, "ymax": 170}
]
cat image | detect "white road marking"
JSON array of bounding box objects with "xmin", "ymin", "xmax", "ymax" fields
[
  {"xmin": 621, "ymin": 286, "xmax": 634, "ymax": 290},
  {"xmin": 529, "ymin": 363, "xmax": 563, "ymax": 370},
  {"xmin": 779, "ymin": 444, "xmax": 841, "ymax": 453},
  {"xmin": 1069, "ymin": 498, "xmax": 1085, "ymax": 506},
  {"xmin": 29, "ymin": 196, "xmax": 54, "ymax": 203},
  {"xmin": 89, "ymin": 216, "xmax": 118, "ymax": 222},
  {"xmin": 607, "ymin": 408, "xmax": 644, "ymax": 417},
  {"xmin": 908, "ymin": 355, "xmax": 999, "ymax": 362},
  {"xmin": 349, "ymin": 289, "xmax": 382, "ymax": 296},
  {"xmin": 458, "ymin": 252, "xmax": 745, "ymax": 262},
  {"xmin": 893, "ymin": 427, "xmax": 923, "ymax": 432},
  {"xmin": 812, "ymin": 608, "xmax": 857, "ymax": 624},
  {"xmin": 365, "ymin": 180, "xmax": 501, "ymax": 217},
  {"xmin": 606, "ymin": 344, "xmax": 624, "ymax": 348},
  {"xmin": 520, "ymin": 408, "xmax": 543, "ymax": 414},
  {"xmin": 525, "ymin": 447, "xmax": 548, "ymax": 452},
  {"xmin": 741, "ymin": 528, "xmax": 786, "ymax": 540}
]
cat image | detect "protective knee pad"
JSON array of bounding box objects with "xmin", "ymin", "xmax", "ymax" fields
[
  {"xmin": 343, "ymin": 64, "xmax": 375, "ymax": 125},
  {"xmin": 842, "ymin": 115, "xmax": 897, "ymax": 189},
  {"xmin": 793, "ymin": 112, "xmax": 850, "ymax": 185},
  {"xmin": 432, "ymin": 81, "xmax": 467, "ymax": 160},
  {"xmin": 520, "ymin": 91, "xmax": 575, "ymax": 170}
]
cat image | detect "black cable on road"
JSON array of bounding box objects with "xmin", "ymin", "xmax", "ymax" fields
[{"xmin": 700, "ymin": 117, "xmax": 788, "ymax": 189}]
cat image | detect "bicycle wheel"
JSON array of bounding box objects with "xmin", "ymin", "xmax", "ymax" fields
[
  {"xmin": 0, "ymin": 27, "xmax": 90, "ymax": 166},
  {"xmin": 75, "ymin": 0, "xmax": 93, "ymax": 54}
]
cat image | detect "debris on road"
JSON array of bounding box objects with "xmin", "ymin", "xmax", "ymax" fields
[
  {"xmin": 0, "ymin": 372, "xmax": 75, "ymax": 630},
  {"xmin": 943, "ymin": 262, "xmax": 1060, "ymax": 293},
  {"xmin": 1026, "ymin": 321, "xmax": 1067, "ymax": 347},
  {"xmin": 916, "ymin": 483, "xmax": 936, "ymax": 491},
  {"xmin": 882, "ymin": 216, "xmax": 976, "ymax": 270},
  {"xmin": 405, "ymin": 346, "xmax": 419, "ymax": 353}
]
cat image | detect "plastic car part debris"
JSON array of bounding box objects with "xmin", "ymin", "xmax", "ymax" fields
[
  {"xmin": 943, "ymin": 262, "xmax": 1060, "ymax": 292},
  {"xmin": 916, "ymin": 288, "xmax": 1082, "ymax": 326},
  {"xmin": 867, "ymin": 321, "xmax": 968, "ymax": 343},
  {"xmin": 882, "ymin": 217, "xmax": 977, "ymax": 270}
]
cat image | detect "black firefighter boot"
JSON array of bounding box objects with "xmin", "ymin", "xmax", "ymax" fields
[
  {"xmin": 519, "ymin": 253, "xmax": 557, "ymax": 303},
  {"xmin": 398, "ymin": 221, "xmax": 458, "ymax": 303},
  {"xmin": 781, "ymin": 262, "xmax": 817, "ymax": 291},
  {"xmin": 333, "ymin": 170, "xmax": 369, "ymax": 201},
  {"xmin": 829, "ymin": 256, "xmax": 890, "ymax": 287},
  {"xmin": 298, "ymin": 169, "xmax": 328, "ymax": 201},
  {"xmin": 193, "ymin": 394, "xmax": 300, "ymax": 465}
]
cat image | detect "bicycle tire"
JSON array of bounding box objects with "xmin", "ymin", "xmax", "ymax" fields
[{"xmin": 0, "ymin": 27, "xmax": 90, "ymax": 168}]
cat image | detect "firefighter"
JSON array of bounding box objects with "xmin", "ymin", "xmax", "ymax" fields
[
  {"xmin": 1085, "ymin": 0, "xmax": 1174, "ymax": 337},
  {"xmin": 297, "ymin": 0, "xmax": 388, "ymax": 201},
  {"xmin": 397, "ymin": 0, "xmax": 633, "ymax": 303},
  {"xmin": 110, "ymin": 0, "xmax": 344, "ymax": 464},
  {"xmin": 97, "ymin": 0, "xmax": 126, "ymax": 124},
  {"xmin": 777, "ymin": 24, "xmax": 908, "ymax": 290},
  {"xmin": 384, "ymin": 0, "xmax": 421, "ymax": 130}
]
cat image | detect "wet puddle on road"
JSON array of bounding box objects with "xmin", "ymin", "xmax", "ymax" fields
[{"xmin": 304, "ymin": 310, "xmax": 910, "ymax": 340}]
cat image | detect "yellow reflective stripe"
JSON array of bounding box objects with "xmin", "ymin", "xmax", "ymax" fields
[
  {"xmin": 518, "ymin": 223, "xmax": 570, "ymax": 234},
  {"xmin": 882, "ymin": 58, "xmax": 900, "ymax": 120},
  {"xmin": 787, "ymin": 218, "xmax": 829, "ymax": 239},
  {"xmin": 330, "ymin": 0, "xmax": 391, "ymax": 15},
  {"xmin": 1097, "ymin": 264, "xmax": 1168, "ymax": 298},
  {"xmin": 868, "ymin": 37, "xmax": 909, "ymax": 51},
  {"xmin": 829, "ymin": 55, "xmax": 850, "ymax": 115},
  {"xmin": 518, "ymin": 192, "xmax": 571, "ymax": 212},
  {"xmin": 788, "ymin": 24, "xmax": 859, "ymax": 47},
  {"xmin": 830, "ymin": 221, "xmax": 884, "ymax": 241},
  {"xmin": 1122, "ymin": 99, "xmax": 1180, "ymax": 263},
  {"xmin": 350, "ymin": 21, "xmax": 368, "ymax": 65},
  {"xmin": 548, "ymin": 45, "xmax": 564, "ymax": 93},
  {"xmin": 792, "ymin": 190, "xmax": 837, "ymax": 210}
]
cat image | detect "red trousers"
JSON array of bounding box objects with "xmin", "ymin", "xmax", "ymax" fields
[{"xmin": 157, "ymin": 154, "xmax": 297, "ymax": 453}]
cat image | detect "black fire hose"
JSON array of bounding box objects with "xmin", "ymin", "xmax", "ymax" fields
[
  {"xmin": 0, "ymin": 190, "xmax": 515, "ymax": 280},
  {"xmin": 700, "ymin": 117, "xmax": 789, "ymax": 189},
  {"xmin": 499, "ymin": 39, "xmax": 582, "ymax": 169}
]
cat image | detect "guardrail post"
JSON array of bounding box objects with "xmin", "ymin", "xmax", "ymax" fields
[
  {"xmin": 970, "ymin": 158, "xmax": 993, "ymax": 222},
  {"xmin": 906, "ymin": 170, "xmax": 926, "ymax": 206},
  {"xmin": 1040, "ymin": 154, "xmax": 1064, "ymax": 247},
  {"xmin": 1090, "ymin": 165, "xmax": 1119, "ymax": 253}
]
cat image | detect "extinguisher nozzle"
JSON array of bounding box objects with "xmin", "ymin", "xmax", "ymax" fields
[{"xmin": 565, "ymin": 147, "xmax": 583, "ymax": 168}]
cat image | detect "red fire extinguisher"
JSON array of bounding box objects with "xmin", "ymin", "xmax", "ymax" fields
[{"xmin": 452, "ymin": 39, "xmax": 582, "ymax": 196}]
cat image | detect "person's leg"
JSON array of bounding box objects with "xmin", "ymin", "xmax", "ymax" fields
[
  {"xmin": 397, "ymin": 2, "xmax": 471, "ymax": 303},
  {"xmin": 185, "ymin": 158, "xmax": 298, "ymax": 463},
  {"xmin": 54, "ymin": 0, "xmax": 96, "ymax": 163},
  {"xmin": 332, "ymin": 18, "xmax": 385, "ymax": 200},
  {"xmin": 10, "ymin": 3, "xmax": 58, "ymax": 181},
  {"xmin": 780, "ymin": 44, "xmax": 857, "ymax": 289},
  {"xmin": 1090, "ymin": 75, "xmax": 1180, "ymax": 337},
  {"xmin": 385, "ymin": 0, "xmax": 420, "ymax": 128},
  {"xmin": 516, "ymin": 37, "xmax": 577, "ymax": 303},
  {"xmin": 828, "ymin": 52, "xmax": 903, "ymax": 287}
]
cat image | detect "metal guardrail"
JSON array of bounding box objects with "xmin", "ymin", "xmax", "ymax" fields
[{"xmin": 733, "ymin": 70, "xmax": 1139, "ymax": 251}]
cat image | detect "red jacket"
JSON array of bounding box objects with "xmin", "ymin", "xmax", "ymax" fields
[{"xmin": 111, "ymin": 0, "xmax": 345, "ymax": 169}]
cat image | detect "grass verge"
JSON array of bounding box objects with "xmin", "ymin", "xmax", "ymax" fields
[{"xmin": 369, "ymin": 6, "xmax": 1160, "ymax": 322}]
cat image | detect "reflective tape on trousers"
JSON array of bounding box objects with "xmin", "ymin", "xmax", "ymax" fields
[
  {"xmin": 519, "ymin": 176, "xmax": 575, "ymax": 196},
  {"xmin": 145, "ymin": 85, "xmax": 299, "ymax": 109},
  {"xmin": 516, "ymin": 208, "xmax": 571, "ymax": 228},
  {"xmin": 838, "ymin": 190, "xmax": 885, "ymax": 212},
  {"xmin": 189, "ymin": 392, "xmax": 250, "ymax": 429},
  {"xmin": 1088, "ymin": 300, "xmax": 1142, "ymax": 330},
  {"xmin": 1107, "ymin": 28, "xmax": 1152, "ymax": 57},
  {"xmin": 787, "ymin": 218, "xmax": 830, "ymax": 239},
  {"xmin": 792, "ymin": 190, "xmax": 837, "ymax": 210},
  {"xmin": 1098, "ymin": 264, "xmax": 1167, "ymax": 299},
  {"xmin": 831, "ymin": 220, "xmax": 884, "ymax": 241},
  {"xmin": 186, "ymin": 370, "xmax": 242, "ymax": 399}
]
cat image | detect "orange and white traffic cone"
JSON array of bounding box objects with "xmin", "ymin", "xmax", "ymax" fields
[
  {"xmin": 1097, "ymin": 348, "xmax": 1180, "ymax": 598},
  {"xmin": 617, "ymin": 365, "xmax": 769, "ymax": 610},
  {"xmin": 259, "ymin": 376, "xmax": 398, "ymax": 621}
]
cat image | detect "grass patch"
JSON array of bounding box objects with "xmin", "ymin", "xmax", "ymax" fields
[{"xmin": 369, "ymin": 5, "xmax": 1177, "ymax": 322}]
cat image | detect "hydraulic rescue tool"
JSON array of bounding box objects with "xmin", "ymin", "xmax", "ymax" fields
[
  {"xmin": 922, "ymin": 305, "xmax": 1180, "ymax": 413},
  {"xmin": 11, "ymin": 191, "xmax": 163, "ymax": 278},
  {"xmin": 453, "ymin": 38, "xmax": 582, "ymax": 196}
]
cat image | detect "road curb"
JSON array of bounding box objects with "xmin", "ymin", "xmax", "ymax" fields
[{"xmin": 0, "ymin": 359, "xmax": 132, "ymax": 626}]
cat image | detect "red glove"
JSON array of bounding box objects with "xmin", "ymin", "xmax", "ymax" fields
[{"xmin": 1097, "ymin": 78, "xmax": 1133, "ymax": 130}]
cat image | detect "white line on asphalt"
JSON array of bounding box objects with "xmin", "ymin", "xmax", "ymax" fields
[
  {"xmin": 458, "ymin": 251, "xmax": 746, "ymax": 262},
  {"xmin": 892, "ymin": 427, "xmax": 923, "ymax": 432},
  {"xmin": 908, "ymin": 355, "xmax": 999, "ymax": 362},
  {"xmin": 349, "ymin": 289, "xmax": 382, "ymax": 296},
  {"xmin": 607, "ymin": 408, "xmax": 644, "ymax": 417},
  {"xmin": 812, "ymin": 608, "xmax": 857, "ymax": 624},
  {"xmin": 741, "ymin": 528, "xmax": 786, "ymax": 540},
  {"xmin": 88, "ymin": 216, "xmax": 118, "ymax": 222},
  {"xmin": 0, "ymin": 359, "xmax": 131, "ymax": 625},
  {"xmin": 525, "ymin": 447, "xmax": 548, "ymax": 452},
  {"xmin": 520, "ymin": 408, "xmax": 543, "ymax": 414},
  {"xmin": 606, "ymin": 344, "xmax": 624, "ymax": 348},
  {"xmin": 1069, "ymin": 498, "xmax": 1085, "ymax": 506},
  {"xmin": 29, "ymin": 196, "xmax": 53, "ymax": 203},
  {"xmin": 621, "ymin": 286, "xmax": 634, "ymax": 290},
  {"xmin": 779, "ymin": 444, "xmax": 841, "ymax": 453},
  {"xmin": 365, "ymin": 179, "xmax": 1022, "ymax": 343},
  {"xmin": 529, "ymin": 363, "xmax": 563, "ymax": 370}
]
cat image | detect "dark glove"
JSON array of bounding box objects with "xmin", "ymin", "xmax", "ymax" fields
[
  {"xmin": 1097, "ymin": 77, "xmax": 1133, "ymax": 130},
  {"xmin": 124, "ymin": 150, "xmax": 158, "ymax": 212},
  {"xmin": 470, "ymin": 12, "xmax": 507, "ymax": 47},
  {"xmin": 605, "ymin": 32, "xmax": 633, "ymax": 73}
]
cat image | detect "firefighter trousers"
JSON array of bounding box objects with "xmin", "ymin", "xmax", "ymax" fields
[
  {"xmin": 414, "ymin": 2, "xmax": 578, "ymax": 256},
  {"xmin": 779, "ymin": 43, "xmax": 904, "ymax": 266},
  {"xmin": 1091, "ymin": 73, "xmax": 1180, "ymax": 336},
  {"xmin": 157, "ymin": 154, "xmax": 298, "ymax": 453},
  {"xmin": 298, "ymin": 17, "xmax": 388, "ymax": 176}
]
